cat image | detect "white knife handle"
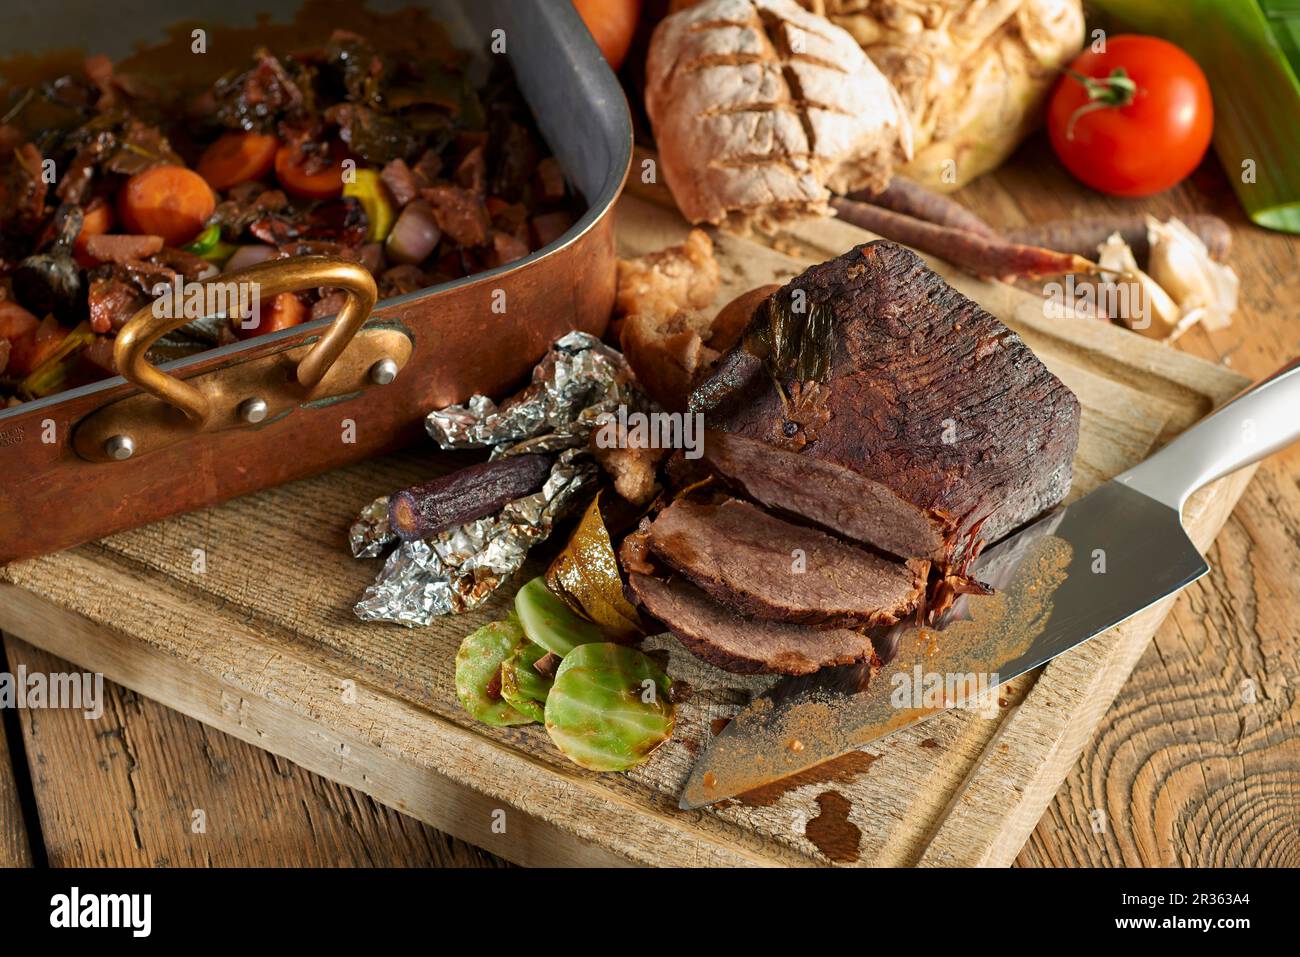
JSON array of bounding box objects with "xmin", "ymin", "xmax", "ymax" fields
[{"xmin": 1119, "ymin": 357, "xmax": 1300, "ymax": 512}]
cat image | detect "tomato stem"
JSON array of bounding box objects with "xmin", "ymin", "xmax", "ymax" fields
[{"xmin": 1065, "ymin": 67, "xmax": 1138, "ymax": 141}]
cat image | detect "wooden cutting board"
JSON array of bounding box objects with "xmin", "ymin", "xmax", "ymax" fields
[{"xmin": 0, "ymin": 194, "xmax": 1253, "ymax": 867}]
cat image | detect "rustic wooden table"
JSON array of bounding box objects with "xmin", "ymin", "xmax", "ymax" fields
[{"xmin": 1, "ymin": 137, "xmax": 1296, "ymax": 868}]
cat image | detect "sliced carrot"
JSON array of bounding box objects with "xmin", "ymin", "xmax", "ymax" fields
[
  {"xmin": 231, "ymin": 291, "xmax": 307, "ymax": 340},
  {"xmin": 7, "ymin": 315, "xmax": 69, "ymax": 378},
  {"xmin": 73, "ymin": 197, "xmax": 118, "ymax": 267},
  {"xmin": 75, "ymin": 197, "xmax": 115, "ymax": 251},
  {"xmin": 0, "ymin": 300, "xmax": 40, "ymax": 341},
  {"xmin": 117, "ymin": 165, "xmax": 216, "ymax": 247},
  {"xmin": 274, "ymin": 142, "xmax": 346, "ymax": 200},
  {"xmin": 198, "ymin": 131, "xmax": 280, "ymax": 190}
]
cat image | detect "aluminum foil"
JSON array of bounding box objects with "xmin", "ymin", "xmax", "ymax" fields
[
  {"xmin": 426, "ymin": 330, "xmax": 642, "ymax": 455},
  {"xmin": 351, "ymin": 332, "xmax": 646, "ymax": 626}
]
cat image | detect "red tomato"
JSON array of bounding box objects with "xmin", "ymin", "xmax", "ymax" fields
[
  {"xmin": 572, "ymin": 0, "xmax": 641, "ymax": 72},
  {"xmin": 1047, "ymin": 35, "xmax": 1213, "ymax": 197}
]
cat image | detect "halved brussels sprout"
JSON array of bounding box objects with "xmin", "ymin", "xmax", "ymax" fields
[
  {"xmin": 500, "ymin": 640, "xmax": 552, "ymax": 723},
  {"xmin": 514, "ymin": 576, "xmax": 609, "ymax": 658},
  {"xmin": 455, "ymin": 618, "xmax": 534, "ymax": 727},
  {"xmin": 544, "ymin": 643, "xmax": 675, "ymax": 772}
]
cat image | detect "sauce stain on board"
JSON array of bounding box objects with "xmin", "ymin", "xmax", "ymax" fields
[
  {"xmin": 805, "ymin": 791, "xmax": 861, "ymax": 864},
  {"xmin": 733, "ymin": 750, "xmax": 877, "ymax": 808}
]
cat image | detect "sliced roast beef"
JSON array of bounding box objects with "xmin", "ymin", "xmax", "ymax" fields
[
  {"xmin": 645, "ymin": 497, "xmax": 925, "ymax": 629},
  {"xmin": 627, "ymin": 573, "xmax": 874, "ymax": 676},
  {"xmin": 690, "ymin": 241, "xmax": 1080, "ymax": 568}
]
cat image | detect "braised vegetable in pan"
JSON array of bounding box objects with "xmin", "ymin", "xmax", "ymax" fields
[{"xmin": 0, "ymin": 28, "xmax": 582, "ymax": 405}]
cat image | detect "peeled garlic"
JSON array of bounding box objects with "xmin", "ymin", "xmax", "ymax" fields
[
  {"xmin": 1096, "ymin": 232, "xmax": 1181, "ymax": 338},
  {"xmin": 1146, "ymin": 216, "xmax": 1238, "ymax": 338}
]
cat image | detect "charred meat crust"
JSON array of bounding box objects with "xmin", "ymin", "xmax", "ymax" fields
[{"xmin": 690, "ymin": 240, "xmax": 1081, "ymax": 568}]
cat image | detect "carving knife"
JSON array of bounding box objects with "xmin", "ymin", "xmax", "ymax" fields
[{"xmin": 680, "ymin": 358, "xmax": 1300, "ymax": 809}]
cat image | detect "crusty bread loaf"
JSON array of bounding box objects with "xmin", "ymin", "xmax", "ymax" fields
[
  {"xmin": 646, "ymin": 0, "xmax": 912, "ymax": 234},
  {"xmin": 668, "ymin": 0, "xmax": 1084, "ymax": 191},
  {"xmin": 793, "ymin": 0, "xmax": 1084, "ymax": 189}
]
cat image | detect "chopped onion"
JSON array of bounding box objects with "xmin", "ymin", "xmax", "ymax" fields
[
  {"xmin": 385, "ymin": 201, "xmax": 441, "ymax": 265},
  {"xmin": 224, "ymin": 244, "xmax": 280, "ymax": 273}
]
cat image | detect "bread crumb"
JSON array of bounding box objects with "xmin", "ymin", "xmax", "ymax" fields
[{"xmin": 615, "ymin": 230, "xmax": 726, "ymax": 411}]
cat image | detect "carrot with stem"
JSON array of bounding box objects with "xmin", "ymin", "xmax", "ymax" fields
[
  {"xmin": 847, "ymin": 177, "xmax": 999, "ymax": 238},
  {"xmin": 829, "ymin": 197, "xmax": 1100, "ymax": 281}
]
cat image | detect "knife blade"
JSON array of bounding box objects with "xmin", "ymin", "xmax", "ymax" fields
[{"xmin": 680, "ymin": 357, "xmax": 1300, "ymax": 810}]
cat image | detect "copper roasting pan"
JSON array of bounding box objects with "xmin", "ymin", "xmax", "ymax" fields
[{"xmin": 0, "ymin": 0, "xmax": 632, "ymax": 564}]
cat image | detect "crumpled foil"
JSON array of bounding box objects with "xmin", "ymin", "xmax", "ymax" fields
[
  {"xmin": 350, "ymin": 332, "xmax": 646, "ymax": 626},
  {"xmin": 426, "ymin": 330, "xmax": 643, "ymax": 455}
]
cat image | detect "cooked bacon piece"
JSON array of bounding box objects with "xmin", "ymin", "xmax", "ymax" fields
[
  {"xmin": 486, "ymin": 229, "xmax": 528, "ymax": 268},
  {"xmin": 1, "ymin": 144, "xmax": 49, "ymax": 234},
  {"xmin": 422, "ymin": 184, "xmax": 489, "ymax": 247},
  {"xmin": 378, "ymin": 264, "xmax": 427, "ymax": 297},
  {"xmin": 486, "ymin": 197, "xmax": 527, "ymax": 232},
  {"xmin": 211, "ymin": 184, "xmax": 289, "ymax": 235},
  {"xmin": 78, "ymin": 335, "xmax": 117, "ymax": 377},
  {"xmin": 490, "ymin": 122, "xmax": 538, "ymax": 199},
  {"xmin": 312, "ymin": 290, "xmax": 348, "ymax": 320},
  {"xmin": 57, "ymin": 128, "xmax": 115, "ymax": 204},
  {"xmin": 455, "ymin": 144, "xmax": 487, "ymax": 197},
  {"xmin": 152, "ymin": 246, "xmax": 219, "ymax": 281},
  {"xmin": 84, "ymin": 234, "xmax": 164, "ymax": 263},
  {"xmin": 380, "ymin": 158, "xmax": 420, "ymax": 207},
  {"xmin": 85, "ymin": 259, "xmax": 178, "ymax": 333},
  {"xmin": 88, "ymin": 275, "xmax": 148, "ymax": 334},
  {"xmin": 410, "ymin": 148, "xmax": 442, "ymax": 188},
  {"xmin": 250, "ymin": 196, "xmax": 367, "ymax": 247},
  {"xmin": 535, "ymin": 157, "xmax": 566, "ymax": 201},
  {"xmin": 530, "ymin": 211, "xmax": 574, "ymax": 250}
]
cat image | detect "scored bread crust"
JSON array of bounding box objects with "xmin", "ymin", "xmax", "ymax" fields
[
  {"xmin": 646, "ymin": 0, "xmax": 912, "ymax": 234},
  {"xmin": 790, "ymin": 0, "xmax": 1084, "ymax": 189}
]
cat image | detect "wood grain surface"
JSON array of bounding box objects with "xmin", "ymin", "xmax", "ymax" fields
[
  {"xmin": 984, "ymin": 147, "xmax": 1300, "ymax": 867},
  {"xmin": 0, "ymin": 643, "xmax": 33, "ymax": 867},
  {"xmin": 1, "ymin": 633, "xmax": 506, "ymax": 867}
]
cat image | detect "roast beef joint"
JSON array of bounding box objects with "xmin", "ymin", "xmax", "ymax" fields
[{"xmin": 624, "ymin": 241, "xmax": 1082, "ymax": 676}]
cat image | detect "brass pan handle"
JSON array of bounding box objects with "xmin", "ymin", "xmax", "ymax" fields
[{"xmin": 113, "ymin": 255, "xmax": 378, "ymax": 425}]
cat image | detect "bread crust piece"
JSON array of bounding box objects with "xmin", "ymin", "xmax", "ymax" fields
[
  {"xmin": 799, "ymin": 0, "xmax": 1083, "ymax": 189},
  {"xmin": 613, "ymin": 229, "xmax": 727, "ymax": 410},
  {"xmin": 646, "ymin": 0, "xmax": 911, "ymax": 234},
  {"xmin": 614, "ymin": 229, "xmax": 721, "ymax": 329}
]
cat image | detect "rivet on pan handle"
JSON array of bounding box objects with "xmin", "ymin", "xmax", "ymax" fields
[{"xmin": 113, "ymin": 255, "xmax": 378, "ymax": 425}]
